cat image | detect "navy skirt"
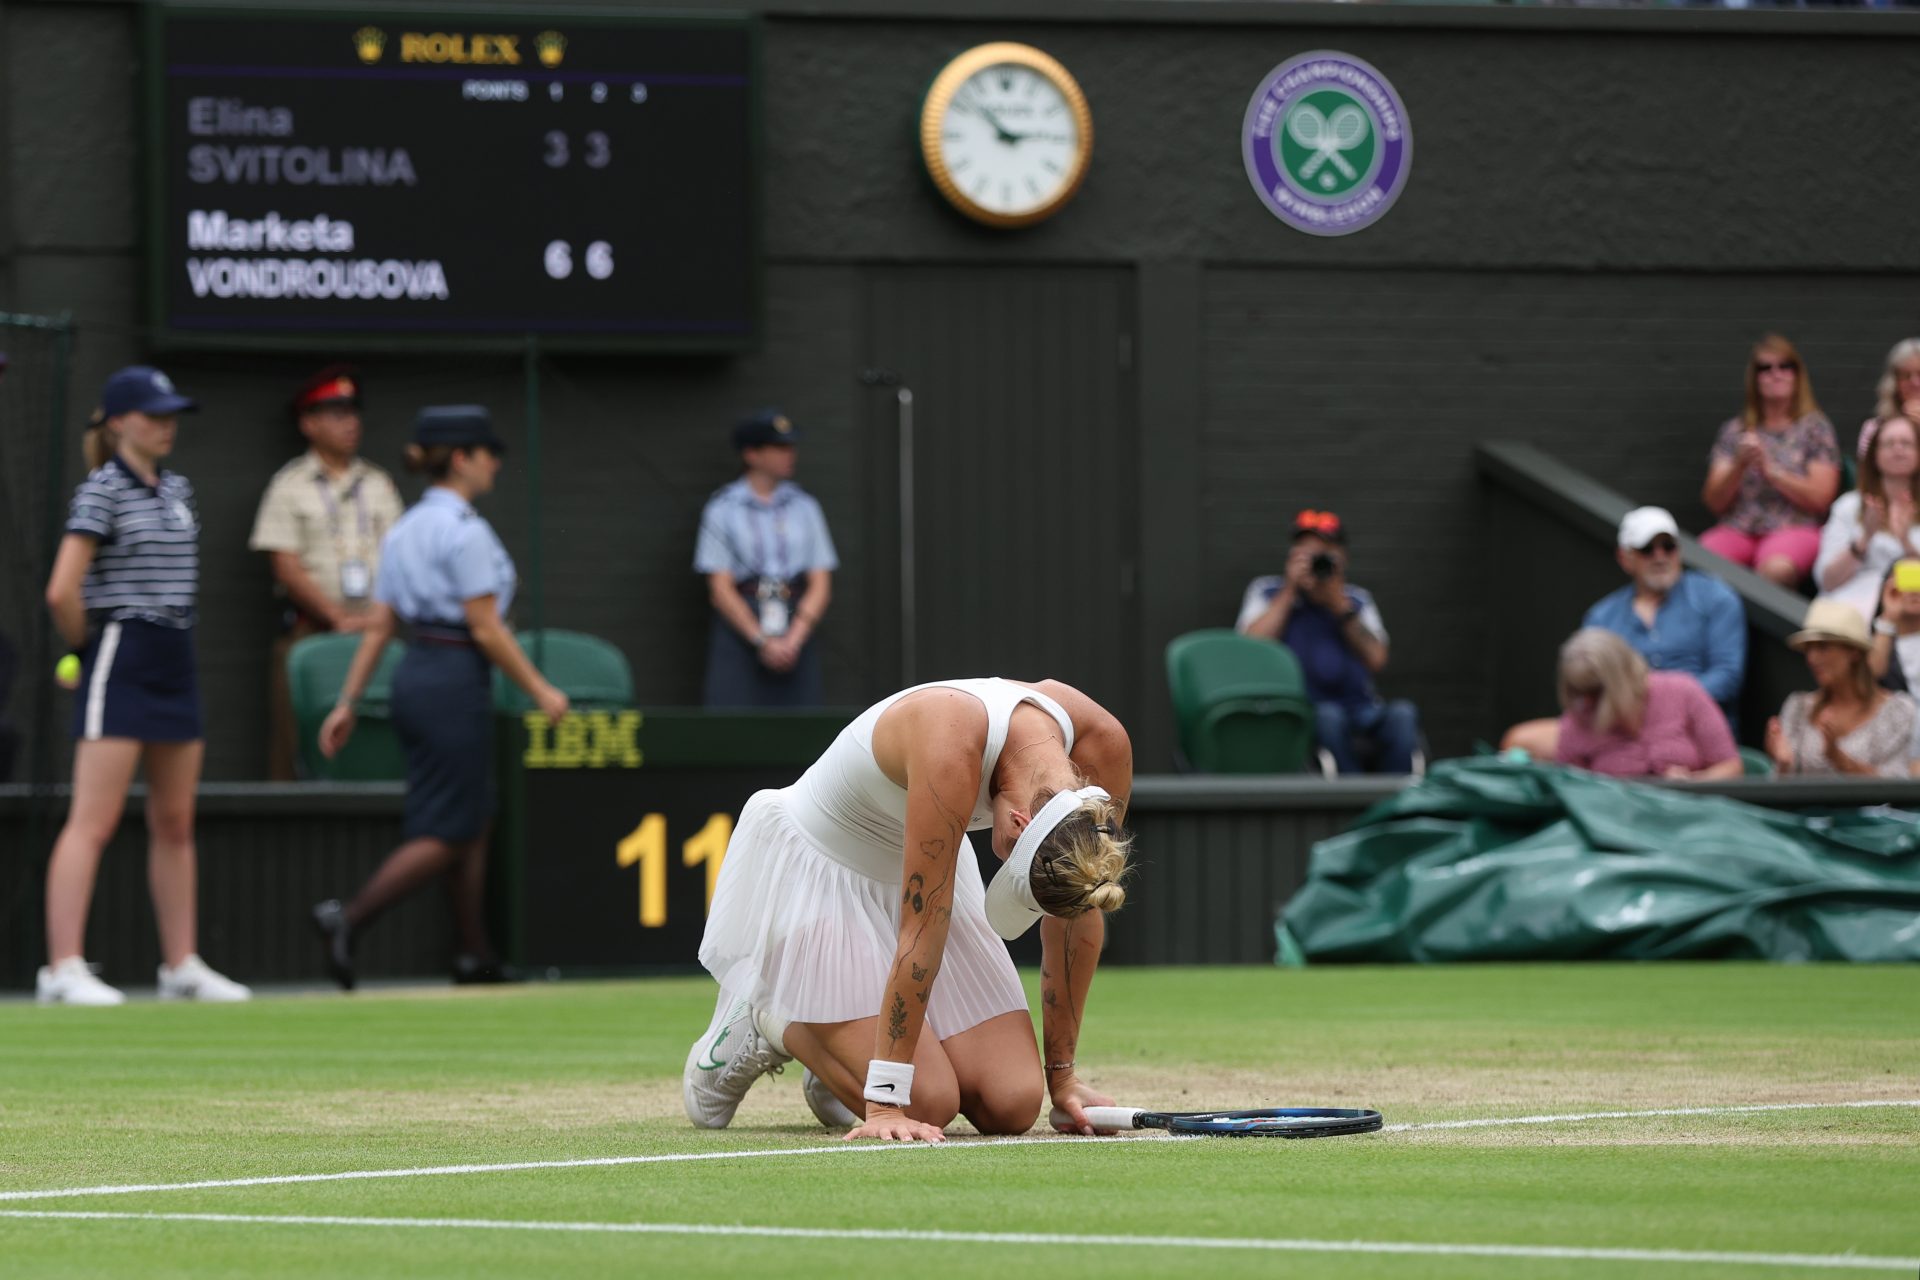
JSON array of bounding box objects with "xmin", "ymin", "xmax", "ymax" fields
[
  {"xmin": 72, "ymin": 619, "xmax": 202, "ymax": 742},
  {"xmin": 390, "ymin": 642, "xmax": 494, "ymax": 842},
  {"xmin": 702, "ymin": 616, "xmax": 823, "ymax": 708}
]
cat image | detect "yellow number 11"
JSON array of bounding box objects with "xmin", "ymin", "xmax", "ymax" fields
[{"xmin": 615, "ymin": 812, "xmax": 734, "ymax": 926}]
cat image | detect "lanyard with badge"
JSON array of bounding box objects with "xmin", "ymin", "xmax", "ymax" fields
[
  {"xmin": 315, "ymin": 471, "xmax": 373, "ymax": 601},
  {"xmin": 749, "ymin": 498, "xmax": 794, "ymax": 637}
]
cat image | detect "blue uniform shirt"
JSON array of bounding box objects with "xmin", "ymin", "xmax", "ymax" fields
[
  {"xmin": 1582, "ymin": 571, "xmax": 1746, "ymax": 709},
  {"xmin": 693, "ymin": 479, "xmax": 838, "ymax": 580},
  {"xmin": 373, "ymin": 486, "xmax": 516, "ymax": 625}
]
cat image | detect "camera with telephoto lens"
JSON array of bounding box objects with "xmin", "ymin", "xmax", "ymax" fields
[{"xmin": 1309, "ymin": 552, "xmax": 1337, "ymax": 580}]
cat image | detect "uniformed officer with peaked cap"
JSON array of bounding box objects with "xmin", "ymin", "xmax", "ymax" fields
[
  {"xmin": 694, "ymin": 408, "xmax": 838, "ymax": 706},
  {"xmin": 312, "ymin": 405, "xmax": 568, "ymax": 988}
]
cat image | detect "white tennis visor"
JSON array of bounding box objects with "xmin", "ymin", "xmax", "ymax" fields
[{"xmin": 983, "ymin": 785, "xmax": 1111, "ymax": 940}]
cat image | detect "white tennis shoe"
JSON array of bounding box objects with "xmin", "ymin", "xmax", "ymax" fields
[
  {"xmin": 802, "ymin": 1067, "xmax": 861, "ymax": 1129},
  {"xmin": 36, "ymin": 957, "xmax": 125, "ymax": 1006},
  {"xmin": 683, "ymin": 992, "xmax": 789, "ymax": 1129},
  {"xmin": 157, "ymin": 955, "xmax": 252, "ymax": 1002}
]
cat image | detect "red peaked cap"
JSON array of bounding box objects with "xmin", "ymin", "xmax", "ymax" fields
[
  {"xmin": 1292, "ymin": 509, "xmax": 1345, "ymax": 543},
  {"xmin": 292, "ymin": 364, "xmax": 361, "ymax": 412}
]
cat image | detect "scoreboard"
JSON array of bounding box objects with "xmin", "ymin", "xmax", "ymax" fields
[{"xmin": 147, "ymin": 7, "xmax": 757, "ymax": 349}]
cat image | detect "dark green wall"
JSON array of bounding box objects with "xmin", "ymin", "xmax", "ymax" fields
[{"xmin": 5, "ymin": 0, "xmax": 1917, "ymax": 778}]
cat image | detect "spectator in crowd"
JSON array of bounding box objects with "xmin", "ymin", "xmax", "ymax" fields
[
  {"xmin": 695, "ymin": 409, "xmax": 838, "ymax": 708},
  {"xmin": 1867, "ymin": 559, "xmax": 1920, "ymax": 691},
  {"xmin": 1699, "ymin": 334, "xmax": 1839, "ymax": 587},
  {"xmin": 1501, "ymin": 507, "xmax": 1746, "ymax": 760},
  {"xmin": 38, "ymin": 366, "xmax": 250, "ymax": 1005},
  {"xmin": 1551, "ymin": 629, "xmax": 1740, "ymax": 781},
  {"xmin": 1236, "ymin": 509, "xmax": 1421, "ymax": 774},
  {"xmin": 1814, "ymin": 414, "xmax": 1920, "ymax": 623},
  {"xmin": 1765, "ymin": 599, "xmax": 1918, "ymax": 778},
  {"xmin": 1852, "ymin": 337, "xmax": 1920, "ymax": 457},
  {"xmin": 314, "ymin": 407, "xmax": 569, "ymax": 989},
  {"xmin": 248, "ymin": 366, "xmax": 404, "ymax": 779}
]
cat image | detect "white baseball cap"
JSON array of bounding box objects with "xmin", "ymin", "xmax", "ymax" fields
[
  {"xmin": 1617, "ymin": 506, "xmax": 1680, "ymax": 550},
  {"xmin": 983, "ymin": 785, "xmax": 1110, "ymax": 940}
]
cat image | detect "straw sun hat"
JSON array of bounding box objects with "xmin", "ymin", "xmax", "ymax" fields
[{"xmin": 1787, "ymin": 599, "xmax": 1872, "ymax": 652}]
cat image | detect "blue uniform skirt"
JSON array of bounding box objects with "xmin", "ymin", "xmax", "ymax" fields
[
  {"xmin": 72, "ymin": 619, "xmax": 202, "ymax": 742},
  {"xmin": 390, "ymin": 641, "xmax": 495, "ymax": 842}
]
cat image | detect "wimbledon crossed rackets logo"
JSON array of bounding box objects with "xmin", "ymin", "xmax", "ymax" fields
[
  {"xmin": 1284, "ymin": 99, "xmax": 1371, "ymax": 190},
  {"xmin": 1241, "ymin": 51, "xmax": 1411, "ymax": 237}
]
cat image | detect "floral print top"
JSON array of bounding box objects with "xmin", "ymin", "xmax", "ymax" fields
[{"xmin": 1708, "ymin": 412, "xmax": 1839, "ymax": 534}]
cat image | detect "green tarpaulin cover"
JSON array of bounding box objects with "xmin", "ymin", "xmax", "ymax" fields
[{"xmin": 1278, "ymin": 759, "xmax": 1920, "ymax": 963}]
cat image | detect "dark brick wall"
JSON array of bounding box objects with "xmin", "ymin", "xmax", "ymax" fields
[{"xmin": 5, "ymin": 0, "xmax": 1918, "ymax": 774}]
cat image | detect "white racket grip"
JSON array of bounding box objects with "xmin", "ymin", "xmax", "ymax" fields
[{"xmin": 1081, "ymin": 1106, "xmax": 1142, "ymax": 1131}]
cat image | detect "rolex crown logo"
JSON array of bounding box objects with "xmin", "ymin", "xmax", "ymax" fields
[
  {"xmin": 353, "ymin": 26, "xmax": 386, "ymax": 64},
  {"xmin": 535, "ymin": 31, "xmax": 567, "ymax": 68}
]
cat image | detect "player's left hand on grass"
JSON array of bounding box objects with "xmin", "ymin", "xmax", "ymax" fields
[
  {"xmin": 1048, "ymin": 1075, "xmax": 1116, "ymax": 1136},
  {"xmin": 843, "ymin": 1104, "xmax": 945, "ymax": 1144}
]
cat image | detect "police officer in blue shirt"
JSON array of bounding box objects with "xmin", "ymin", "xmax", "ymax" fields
[
  {"xmin": 313, "ymin": 406, "xmax": 568, "ymax": 988},
  {"xmin": 695, "ymin": 409, "xmax": 838, "ymax": 707}
]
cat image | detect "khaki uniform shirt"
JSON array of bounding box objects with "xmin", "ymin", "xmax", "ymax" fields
[{"xmin": 249, "ymin": 451, "xmax": 405, "ymax": 612}]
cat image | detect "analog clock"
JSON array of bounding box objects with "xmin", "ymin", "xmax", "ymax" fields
[{"xmin": 919, "ymin": 43, "xmax": 1094, "ymax": 229}]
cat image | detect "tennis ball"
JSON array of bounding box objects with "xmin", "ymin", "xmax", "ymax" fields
[{"xmin": 55, "ymin": 653, "xmax": 81, "ymax": 689}]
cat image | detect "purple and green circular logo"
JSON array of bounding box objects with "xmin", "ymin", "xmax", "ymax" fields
[{"xmin": 1242, "ymin": 51, "xmax": 1412, "ymax": 237}]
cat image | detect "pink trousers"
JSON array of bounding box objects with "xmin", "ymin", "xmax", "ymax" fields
[{"xmin": 1698, "ymin": 524, "xmax": 1821, "ymax": 578}]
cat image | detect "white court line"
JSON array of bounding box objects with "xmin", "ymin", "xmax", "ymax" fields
[
  {"xmin": 1384, "ymin": 1099, "xmax": 1920, "ymax": 1133},
  {"xmin": 0, "ymin": 1210, "xmax": 1912, "ymax": 1272},
  {"xmin": 2, "ymin": 1099, "xmax": 1915, "ymax": 1205}
]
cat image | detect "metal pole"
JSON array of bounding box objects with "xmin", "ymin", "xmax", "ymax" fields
[
  {"xmin": 523, "ymin": 334, "xmax": 545, "ymax": 669},
  {"xmin": 897, "ymin": 387, "xmax": 915, "ymax": 687}
]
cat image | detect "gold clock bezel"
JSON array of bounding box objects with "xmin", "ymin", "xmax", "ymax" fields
[{"xmin": 919, "ymin": 42, "xmax": 1094, "ymax": 230}]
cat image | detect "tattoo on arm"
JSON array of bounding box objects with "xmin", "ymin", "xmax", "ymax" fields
[
  {"xmin": 903, "ymin": 873, "xmax": 925, "ymax": 914},
  {"xmin": 887, "ymin": 993, "xmax": 907, "ymax": 1046},
  {"xmin": 919, "ymin": 839, "xmax": 946, "ymax": 860},
  {"xmin": 911, "ymin": 962, "xmax": 928, "ymax": 982}
]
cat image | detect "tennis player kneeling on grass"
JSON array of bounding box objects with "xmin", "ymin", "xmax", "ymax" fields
[{"xmin": 685, "ymin": 677, "xmax": 1133, "ymax": 1143}]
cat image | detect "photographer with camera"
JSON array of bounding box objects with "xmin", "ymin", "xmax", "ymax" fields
[{"xmin": 1235, "ymin": 509, "xmax": 1420, "ymax": 774}]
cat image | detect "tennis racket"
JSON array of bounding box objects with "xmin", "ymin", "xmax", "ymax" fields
[{"xmin": 1081, "ymin": 1105, "xmax": 1383, "ymax": 1138}]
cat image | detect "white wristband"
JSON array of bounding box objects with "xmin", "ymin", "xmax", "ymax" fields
[{"xmin": 864, "ymin": 1060, "xmax": 914, "ymax": 1107}]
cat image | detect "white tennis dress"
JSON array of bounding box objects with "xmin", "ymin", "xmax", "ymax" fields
[{"xmin": 698, "ymin": 677, "xmax": 1075, "ymax": 1038}]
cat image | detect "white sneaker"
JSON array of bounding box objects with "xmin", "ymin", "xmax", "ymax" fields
[
  {"xmin": 683, "ymin": 991, "xmax": 790, "ymax": 1129},
  {"xmin": 802, "ymin": 1067, "xmax": 861, "ymax": 1129},
  {"xmin": 157, "ymin": 955, "xmax": 252, "ymax": 1003},
  {"xmin": 36, "ymin": 957, "xmax": 125, "ymax": 1006}
]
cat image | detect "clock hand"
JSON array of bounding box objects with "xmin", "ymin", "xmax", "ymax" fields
[{"xmin": 973, "ymin": 103, "xmax": 1024, "ymax": 145}]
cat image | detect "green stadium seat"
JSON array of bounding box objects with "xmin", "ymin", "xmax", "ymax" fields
[
  {"xmin": 494, "ymin": 628, "xmax": 635, "ymax": 712},
  {"xmin": 286, "ymin": 633, "xmax": 408, "ymax": 781},
  {"xmin": 1165, "ymin": 628, "xmax": 1316, "ymax": 773},
  {"xmin": 1738, "ymin": 745, "xmax": 1776, "ymax": 778}
]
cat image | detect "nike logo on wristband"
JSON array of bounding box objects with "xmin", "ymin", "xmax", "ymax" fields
[{"xmin": 874, "ymin": 1082, "xmax": 895, "ymax": 1092}]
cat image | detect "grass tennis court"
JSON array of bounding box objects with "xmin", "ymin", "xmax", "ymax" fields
[{"xmin": 2, "ymin": 964, "xmax": 1915, "ymax": 1278}]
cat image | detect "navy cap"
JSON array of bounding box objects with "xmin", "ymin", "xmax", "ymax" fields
[
  {"xmin": 732, "ymin": 408, "xmax": 800, "ymax": 450},
  {"xmin": 412, "ymin": 405, "xmax": 506, "ymax": 454},
  {"xmin": 100, "ymin": 366, "xmax": 198, "ymax": 418}
]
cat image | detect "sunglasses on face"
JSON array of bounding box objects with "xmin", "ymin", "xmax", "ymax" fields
[
  {"xmin": 1754, "ymin": 360, "xmax": 1798, "ymax": 374},
  {"xmin": 1636, "ymin": 537, "xmax": 1679, "ymax": 555}
]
